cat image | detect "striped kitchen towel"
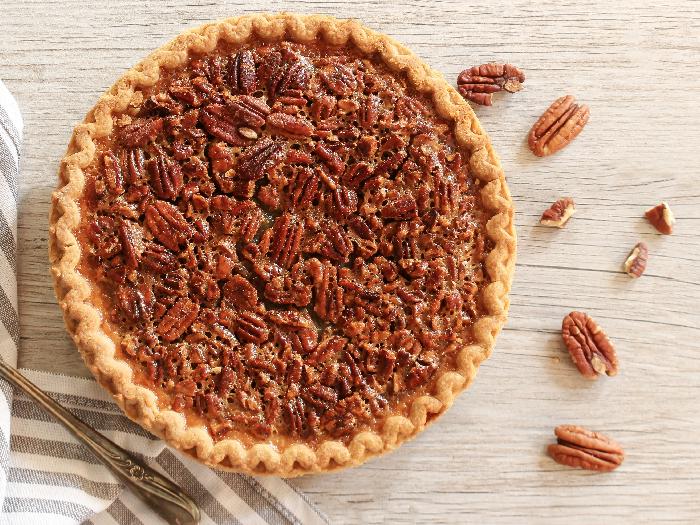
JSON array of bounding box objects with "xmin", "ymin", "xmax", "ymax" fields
[{"xmin": 0, "ymin": 80, "xmax": 330, "ymax": 525}]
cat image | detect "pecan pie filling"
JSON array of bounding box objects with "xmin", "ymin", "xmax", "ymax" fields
[{"xmin": 77, "ymin": 39, "xmax": 492, "ymax": 447}]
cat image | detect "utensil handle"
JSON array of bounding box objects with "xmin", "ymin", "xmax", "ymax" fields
[{"xmin": 0, "ymin": 359, "xmax": 200, "ymax": 525}]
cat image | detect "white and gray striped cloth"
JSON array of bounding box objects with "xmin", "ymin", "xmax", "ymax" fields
[{"xmin": 0, "ymin": 80, "xmax": 330, "ymax": 525}]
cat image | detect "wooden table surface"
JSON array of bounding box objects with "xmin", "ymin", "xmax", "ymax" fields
[{"xmin": 3, "ymin": 1, "xmax": 700, "ymax": 523}]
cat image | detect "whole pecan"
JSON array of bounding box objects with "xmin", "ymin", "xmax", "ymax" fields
[
  {"xmin": 645, "ymin": 202, "xmax": 675, "ymax": 235},
  {"xmin": 457, "ymin": 63, "xmax": 525, "ymax": 106},
  {"xmin": 540, "ymin": 198, "xmax": 577, "ymax": 228},
  {"xmin": 529, "ymin": 95, "xmax": 590, "ymax": 157},
  {"xmin": 548, "ymin": 425, "xmax": 625, "ymax": 471},
  {"xmin": 237, "ymin": 137, "xmax": 287, "ymax": 180},
  {"xmin": 624, "ymin": 242, "xmax": 648, "ymax": 278},
  {"xmin": 146, "ymin": 147, "xmax": 183, "ymax": 200},
  {"xmin": 562, "ymin": 311, "xmax": 619, "ymax": 380},
  {"xmin": 228, "ymin": 50, "xmax": 257, "ymax": 94}
]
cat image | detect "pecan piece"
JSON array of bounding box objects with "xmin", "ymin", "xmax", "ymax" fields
[
  {"xmin": 562, "ymin": 311, "xmax": 619, "ymax": 380},
  {"xmin": 267, "ymin": 310, "xmax": 313, "ymax": 330},
  {"xmin": 308, "ymin": 258, "xmax": 344, "ymax": 323},
  {"xmin": 624, "ymin": 242, "xmax": 648, "ymax": 278},
  {"xmin": 457, "ymin": 63, "xmax": 525, "ymax": 106},
  {"xmin": 119, "ymin": 117, "xmax": 163, "ymax": 148},
  {"xmin": 237, "ymin": 311, "xmax": 269, "ymax": 344},
  {"xmin": 238, "ymin": 137, "xmax": 287, "ymax": 180},
  {"xmin": 645, "ymin": 202, "xmax": 675, "ymax": 235},
  {"xmin": 157, "ymin": 297, "xmax": 199, "ymax": 342},
  {"xmin": 228, "ymin": 50, "xmax": 256, "ymax": 94},
  {"xmin": 144, "ymin": 200, "xmax": 193, "ymax": 252},
  {"xmin": 222, "ymin": 275, "xmax": 258, "ymax": 309},
  {"xmin": 146, "ymin": 147, "xmax": 183, "ymax": 200},
  {"xmin": 548, "ymin": 425, "xmax": 625, "ymax": 471},
  {"xmin": 118, "ymin": 284, "xmax": 154, "ymax": 322},
  {"xmin": 266, "ymin": 112, "xmax": 313, "ymax": 137},
  {"xmin": 529, "ymin": 95, "xmax": 590, "ymax": 157},
  {"xmin": 540, "ymin": 198, "xmax": 576, "ymax": 228},
  {"xmin": 269, "ymin": 214, "xmax": 304, "ymax": 269},
  {"xmin": 288, "ymin": 167, "xmax": 319, "ymax": 209},
  {"xmin": 315, "ymin": 142, "xmax": 345, "ymax": 175},
  {"xmin": 320, "ymin": 64, "xmax": 357, "ymax": 96}
]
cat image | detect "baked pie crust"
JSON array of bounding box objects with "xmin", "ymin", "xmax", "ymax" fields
[{"xmin": 49, "ymin": 13, "xmax": 516, "ymax": 476}]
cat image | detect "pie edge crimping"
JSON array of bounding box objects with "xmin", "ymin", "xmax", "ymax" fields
[{"xmin": 49, "ymin": 13, "xmax": 517, "ymax": 476}]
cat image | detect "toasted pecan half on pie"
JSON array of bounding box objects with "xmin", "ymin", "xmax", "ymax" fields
[{"xmin": 49, "ymin": 14, "xmax": 516, "ymax": 476}]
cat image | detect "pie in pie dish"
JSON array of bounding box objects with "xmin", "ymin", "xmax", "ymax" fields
[{"xmin": 49, "ymin": 14, "xmax": 516, "ymax": 476}]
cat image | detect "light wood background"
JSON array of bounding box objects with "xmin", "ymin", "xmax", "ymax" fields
[{"xmin": 2, "ymin": 1, "xmax": 700, "ymax": 523}]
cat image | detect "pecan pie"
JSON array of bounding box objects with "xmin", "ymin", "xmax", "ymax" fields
[{"xmin": 49, "ymin": 14, "xmax": 516, "ymax": 476}]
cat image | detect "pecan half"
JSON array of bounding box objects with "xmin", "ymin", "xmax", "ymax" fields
[
  {"xmin": 238, "ymin": 137, "xmax": 287, "ymax": 180},
  {"xmin": 227, "ymin": 95, "xmax": 271, "ymax": 127},
  {"xmin": 359, "ymin": 95, "xmax": 381, "ymax": 128},
  {"xmin": 146, "ymin": 147, "xmax": 183, "ymax": 200},
  {"xmin": 103, "ymin": 152, "xmax": 124, "ymax": 195},
  {"xmin": 269, "ymin": 60, "xmax": 309, "ymax": 99},
  {"xmin": 457, "ymin": 63, "xmax": 525, "ymax": 106},
  {"xmin": 266, "ymin": 112, "xmax": 314, "ymax": 137},
  {"xmin": 382, "ymin": 196, "xmax": 418, "ymax": 220},
  {"xmin": 562, "ymin": 312, "xmax": 619, "ymax": 380},
  {"xmin": 157, "ymin": 297, "xmax": 199, "ymax": 342},
  {"xmin": 288, "ymin": 167, "xmax": 319, "ymax": 209},
  {"xmin": 528, "ymin": 95, "xmax": 590, "ymax": 157},
  {"xmin": 120, "ymin": 117, "xmax": 163, "ymax": 148},
  {"xmin": 144, "ymin": 200, "xmax": 193, "ymax": 252},
  {"xmin": 236, "ymin": 311, "xmax": 269, "ymax": 344},
  {"xmin": 201, "ymin": 105, "xmax": 252, "ymax": 146},
  {"xmin": 269, "ymin": 214, "xmax": 304, "ymax": 269},
  {"xmin": 320, "ymin": 64, "xmax": 357, "ymax": 96},
  {"xmin": 548, "ymin": 425, "xmax": 625, "ymax": 471},
  {"xmin": 222, "ymin": 275, "xmax": 258, "ymax": 309},
  {"xmin": 540, "ymin": 198, "xmax": 576, "ymax": 228},
  {"xmin": 228, "ymin": 50, "xmax": 256, "ymax": 94},
  {"xmin": 308, "ymin": 258, "xmax": 344, "ymax": 323},
  {"xmin": 624, "ymin": 242, "xmax": 648, "ymax": 278},
  {"xmin": 645, "ymin": 202, "xmax": 675, "ymax": 235}
]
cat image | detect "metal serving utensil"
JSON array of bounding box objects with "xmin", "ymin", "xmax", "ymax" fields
[{"xmin": 0, "ymin": 359, "xmax": 200, "ymax": 525}]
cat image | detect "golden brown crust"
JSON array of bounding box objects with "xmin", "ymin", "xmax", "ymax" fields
[{"xmin": 49, "ymin": 13, "xmax": 516, "ymax": 476}]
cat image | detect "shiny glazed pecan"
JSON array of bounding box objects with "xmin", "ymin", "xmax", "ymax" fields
[
  {"xmin": 528, "ymin": 95, "xmax": 589, "ymax": 157},
  {"xmin": 548, "ymin": 425, "xmax": 625, "ymax": 471},
  {"xmin": 457, "ymin": 63, "xmax": 525, "ymax": 106},
  {"xmin": 562, "ymin": 311, "xmax": 618, "ymax": 380}
]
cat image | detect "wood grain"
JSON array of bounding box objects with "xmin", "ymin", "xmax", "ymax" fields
[{"xmin": 2, "ymin": 1, "xmax": 699, "ymax": 523}]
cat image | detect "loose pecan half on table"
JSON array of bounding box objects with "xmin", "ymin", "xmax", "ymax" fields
[
  {"xmin": 457, "ymin": 63, "xmax": 525, "ymax": 106},
  {"xmin": 529, "ymin": 95, "xmax": 589, "ymax": 157},
  {"xmin": 624, "ymin": 242, "xmax": 648, "ymax": 277},
  {"xmin": 540, "ymin": 198, "xmax": 576, "ymax": 228},
  {"xmin": 548, "ymin": 425, "xmax": 625, "ymax": 471},
  {"xmin": 561, "ymin": 311, "xmax": 618, "ymax": 380},
  {"xmin": 645, "ymin": 202, "xmax": 676, "ymax": 234}
]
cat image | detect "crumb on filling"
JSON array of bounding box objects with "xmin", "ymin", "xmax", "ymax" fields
[{"xmin": 78, "ymin": 39, "xmax": 493, "ymax": 447}]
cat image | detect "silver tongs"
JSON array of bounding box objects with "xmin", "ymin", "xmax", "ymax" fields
[{"xmin": 0, "ymin": 359, "xmax": 200, "ymax": 525}]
